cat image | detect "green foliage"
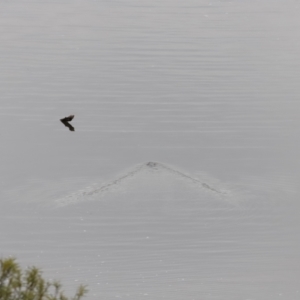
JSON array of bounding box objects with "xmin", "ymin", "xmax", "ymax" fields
[{"xmin": 0, "ymin": 258, "xmax": 87, "ymax": 300}]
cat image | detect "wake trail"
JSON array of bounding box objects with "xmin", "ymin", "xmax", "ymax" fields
[{"xmin": 55, "ymin": 162, "xmax": 230, "ymax": 207}]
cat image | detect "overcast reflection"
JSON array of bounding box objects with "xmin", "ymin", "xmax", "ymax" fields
[{"xmin": 0, "ymin": 0, "xmax": 300, "ymax": 299}]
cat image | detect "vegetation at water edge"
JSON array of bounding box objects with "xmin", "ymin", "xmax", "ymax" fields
[{"xmin": 0, "ymin": 258, "xmax": 87, "ymax": 300}]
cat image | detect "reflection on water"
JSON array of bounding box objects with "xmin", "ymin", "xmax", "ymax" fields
[{"xmin": 0, "ymin": 0, "xmax": 300, "ymax": 299}]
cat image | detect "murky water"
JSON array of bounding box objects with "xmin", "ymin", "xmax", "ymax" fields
[{"xmin": 0, "ymin": 0, "xmax": 300, "ymax": 299}]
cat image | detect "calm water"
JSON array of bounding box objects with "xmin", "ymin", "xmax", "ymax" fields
[{"xmin": 0, "ymin": 0, "xmax": 300, "ymax": 299}]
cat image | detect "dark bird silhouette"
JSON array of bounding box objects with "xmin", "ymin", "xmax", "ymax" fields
[{"xmin": 60, "ymin": 115, "xmax": 75, "ymax": 131}]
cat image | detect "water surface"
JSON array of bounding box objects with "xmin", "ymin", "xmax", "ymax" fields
[{"xmin": 0, "ymin": 0, "xmax": 300, "ymax": 299}]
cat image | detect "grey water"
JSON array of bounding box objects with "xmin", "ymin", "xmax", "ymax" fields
[{"xmin": 0, "ymin": 0, "xmax": 300, "ymax": 299}]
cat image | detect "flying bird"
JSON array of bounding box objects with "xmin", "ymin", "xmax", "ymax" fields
[{"xmin": 60, "ymin": 115, "xmax": 75, "ymax": 131}]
